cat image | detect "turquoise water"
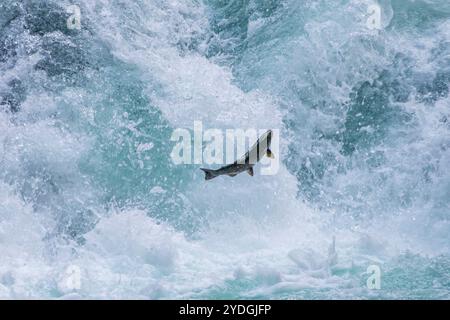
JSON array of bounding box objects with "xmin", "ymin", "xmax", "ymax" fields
[{"xmin": 0, "ymin": 0, "xmax": 449, "ymax": 299}]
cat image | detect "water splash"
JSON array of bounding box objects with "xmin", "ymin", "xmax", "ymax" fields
[{"xmin": 0, "ymin": 0, "xmax": 449, "ymax": 299}]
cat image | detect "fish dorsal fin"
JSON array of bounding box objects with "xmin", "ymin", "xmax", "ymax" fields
[{"xmin": 247, "ymin": 167, "xmax": 254, "ymax": 176}]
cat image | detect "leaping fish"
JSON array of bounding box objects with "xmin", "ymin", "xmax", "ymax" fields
[{"xmin": 200, "ymin": 130, "xmax": 274, "ymax": 181}]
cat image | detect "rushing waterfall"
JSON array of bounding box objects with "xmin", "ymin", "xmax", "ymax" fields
[{"xmin": 0, "ymin": 0, "xmax": 449, "ymax": 299}]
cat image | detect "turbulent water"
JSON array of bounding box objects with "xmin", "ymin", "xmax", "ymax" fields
[{"xmin": 0, "ymin": 0, "xmax": 449, "ymax": 299}]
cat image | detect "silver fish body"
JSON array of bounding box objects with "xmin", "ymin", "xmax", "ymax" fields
[{"xmin": 200, "ymin": 130, "xmax": 274, "ymax": 181}]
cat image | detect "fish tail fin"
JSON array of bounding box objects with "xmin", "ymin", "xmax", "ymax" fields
[{"xmin": 200, "ymin": 168, "xmax": 217, "ymax": 181}]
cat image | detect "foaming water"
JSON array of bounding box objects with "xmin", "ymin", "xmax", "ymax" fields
[{"xmin": 0, "ymin": 0, "xmax": 449, "ymax": 299}]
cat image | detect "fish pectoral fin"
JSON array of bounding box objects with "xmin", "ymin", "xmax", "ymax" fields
[
  {"xmin": 228, "ymin": 173, "xmax": 238, "ymax": 177},
  {"xmin": 266, "ymin": 149, "xmax": 275, "ymax": 159},
  {"xmin": 247, "ymin": 167, "xmax": 254, "ymax": 176}
]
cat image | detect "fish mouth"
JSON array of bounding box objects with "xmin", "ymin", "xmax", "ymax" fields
[{"xmin": 266, "ymin": 130, "xmax": 273, "ymax": 145}]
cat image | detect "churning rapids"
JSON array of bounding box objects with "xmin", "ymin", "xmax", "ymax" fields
[{"xmin": 0, "ymin": 0, "xmax": 449, "ymax": 299}]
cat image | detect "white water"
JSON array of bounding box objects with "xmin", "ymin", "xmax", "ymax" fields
[{"xmin": 0, "ymin": 0, "xmax": 449, "ymax": 299}]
